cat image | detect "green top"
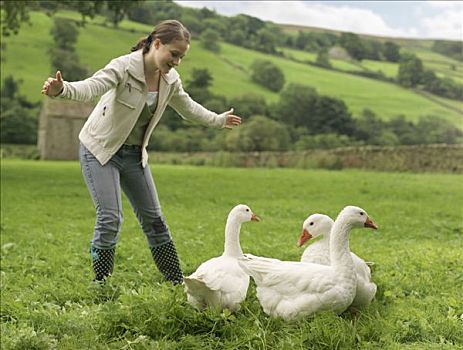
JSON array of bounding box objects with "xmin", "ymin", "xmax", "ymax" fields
[{"xmin": 124, "ymin": 91, "xmax": 158, "ymax": 145}]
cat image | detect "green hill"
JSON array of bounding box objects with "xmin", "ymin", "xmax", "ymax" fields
[
  {"xmin": 281, "ymin": 23, "xmax": 463, "ymax": 84},
  {"xmin": 1, "ymin": 11, "xmax": 462, "ymax": 127}
]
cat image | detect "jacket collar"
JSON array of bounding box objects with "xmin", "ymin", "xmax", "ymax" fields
[{"xmin": 127, "ymin": 49, "xmax": 179, "ymax": 85}]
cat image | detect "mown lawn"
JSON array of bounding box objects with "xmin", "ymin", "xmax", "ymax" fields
[{"xmin": 1, "ymin": 160, "xmax": 462, "ymax": 349}]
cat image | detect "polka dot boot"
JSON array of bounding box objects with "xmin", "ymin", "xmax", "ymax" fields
[
  {"xmin": 90, "ymin": 245, "xmax": 115, "ymax": 281},
  {"xmin": 150, "ymin": 241, "xmax": 183, "ymax": 285}
]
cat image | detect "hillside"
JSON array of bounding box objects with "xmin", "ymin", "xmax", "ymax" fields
[{"xmin": 1, "ymin": 10, "xmax": 462, "ymax": 127}]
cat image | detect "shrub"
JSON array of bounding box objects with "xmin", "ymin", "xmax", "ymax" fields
[
  {"xmin": 50, "ymin": 17, "xmax": 78, "ymax": 51},
  {"xmin": 272, "ymin": 83, "xmax": 318, "ymax": 127},
  {"xmin": 48, "ymin": 17, "xmax": 87, "ymax": 81},
  {"xmin": 398, "ymin": 53, "xmax": 423, "ymax": 88},
  {"xmin": 295, "ymin": 133, "xmax": 357, "ymax": 150},
  {"xmin": 0, "ymin": 76, "xmax": 39, "ymax": 144},
  {"xmin": 224, "ymin": 115, "xmax": 290, "ymax": 151},
  {"xmin": 315, "ymin": 49, "xmax": 332, "ymax": 68},
  {"xmin": 250, "ymin": 59, "xmax": 285, "ymax": 92},
  {"xmin": 229, "ymin": 94, "xmax": 268, "ymax": 119},
  {"xmin": 200, "ymin": 28, "xmax": 221, "ymax": 53}
]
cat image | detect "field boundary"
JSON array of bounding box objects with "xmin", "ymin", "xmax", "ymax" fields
[
  {"xmin": 413, "ymin": 89, "xmax": 463, "ymax": 115},
  {"xmin": 2, "ymin": 144, "xmax": 462, "ymax": 173},
  {"xmin": 147, "ymin": 144, "xmax": 463, "ymax": 173}
]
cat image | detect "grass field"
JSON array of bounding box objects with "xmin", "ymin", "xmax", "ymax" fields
[
  {"xmin": 1, "ymin": 160, "xmax": 462, "ymax": 349},
  {"xmin": 1, "ymin": 11, "xmax": 462, "ymax": 126},
  {"xmin": 279, "ymin": 47, "xmax": 366, "ymax": 72},
  {"xmin": 406, "ymin": 48, "xmax": 463, "ymax": 84}
]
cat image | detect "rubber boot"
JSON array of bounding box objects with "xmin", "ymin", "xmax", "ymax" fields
[
  {"xmin": 90, "ymin": 245, "xmax": 115, "ymax": 282},
  {"xmin": 150, "ymin": 241, "xmax": 183, "ymax": 285}
]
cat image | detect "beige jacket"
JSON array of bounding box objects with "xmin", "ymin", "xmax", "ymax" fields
[{"xmin": 57, "ymin": 49, "xmax": 227, "ymax": 167}]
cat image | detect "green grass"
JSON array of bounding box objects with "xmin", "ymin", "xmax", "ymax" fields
[
  {"xmin": 1, "ymin": 159, "xmax": 463, "ymax": 349},
  {"xmin": 406, "ymin": 48, "xmax": 463, "ymax": 84},
  {"xmin": 279, "ymin": 47, "xmax": 365, "ymax": 72},
  {"xmin": 361, "ymin": 59, "xmax": 398, "ymax": 78},
  {"xmin": 279, "ymin": 46, "xmax": 462, "ymax": 85},
  {"xmin": 218, "ymin": 43, "xmax": 462, "ymax": 124},
  {"xmin": 1, "ymin": 11, "xmax": 462, "ymax": 127}
]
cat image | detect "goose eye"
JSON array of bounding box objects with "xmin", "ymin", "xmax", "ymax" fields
[
  {"xmin": 309, "ymin": 222, "xmax": 314, "ymax": 226},
  {"xmin": 246, "ymin": 209, "xmax": 249, "ymax": 212},
  {"xmin": 360, "ymin": 212, "xmax": 364, "ymax": 216}
]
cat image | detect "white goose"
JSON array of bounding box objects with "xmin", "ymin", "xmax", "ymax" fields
[
  {"xmin": 184, "ymin": 204, "xmax": 260, "ymax": 311},
  {"xmin": 298, "ymin": 213, "xmax": 377, "ymax": 311},
  {"xmin": 238, "ymin": 206, "xmax": 378, "ymax": 321}
]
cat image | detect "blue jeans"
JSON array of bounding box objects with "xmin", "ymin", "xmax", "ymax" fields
[{"xmin": 79, "ymin": 143, "xmax": 172, "ymax": 249}]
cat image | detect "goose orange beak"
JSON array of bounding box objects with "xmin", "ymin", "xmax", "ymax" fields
[
  {"xmin": 251, "ymin": 214, "xmax": 260, "ymax": 222},
  {"xmin": 364, "ymin": 217, "xmax": 378, "ymax": 229},
  {"xmin": 297, "ymin": 228, "xmax": 313, "ymax": 247}
]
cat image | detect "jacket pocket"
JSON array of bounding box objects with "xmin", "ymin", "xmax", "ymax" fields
[
  {"xmin": 89, "ymin": 104, "xmax": 113, "ymax": 137},
  {"xmin": 116, "ymin": 77, "xmax": 144, "ymax": 109}
]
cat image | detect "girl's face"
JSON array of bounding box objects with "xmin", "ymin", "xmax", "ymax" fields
[{"xmin": 152, "ymin": 38, "xmax": 190, "ymax": 74}]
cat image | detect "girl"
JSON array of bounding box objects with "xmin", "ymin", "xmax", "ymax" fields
[{"xmin": 41, "ymin": 20, "xmax": 241, "ymax": 285}]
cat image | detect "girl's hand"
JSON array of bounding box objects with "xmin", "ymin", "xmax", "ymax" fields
[
  {"xmin": 223, "ymin": 108, "xmax": 241, "ymax": 129},
  {"xmin": 41, "ymin": 71, "xmax": 64, "ymax": 97}
]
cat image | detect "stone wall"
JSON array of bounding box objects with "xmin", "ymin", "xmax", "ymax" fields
[
  {"xmin": 38, "ymin": 98, "xmax": 95, "ymax": 160},
  {"xmin": 147, "ymin": 144, "xmax": 463, "ymax": 173}
]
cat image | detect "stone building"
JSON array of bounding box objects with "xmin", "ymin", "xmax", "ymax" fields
[{"xmin": 38, "ymin": 98, "xmax": 95, "ymax": 160}]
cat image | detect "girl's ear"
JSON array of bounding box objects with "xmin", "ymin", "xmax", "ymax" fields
[{"xmin": 153, "ymin": 38, "xmax": 161, "ymax": 49}]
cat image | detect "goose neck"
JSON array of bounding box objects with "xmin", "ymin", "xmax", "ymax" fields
[
  {"xmin": 223, "ymin": 217, "xmax": 243, "ymax": 257},
  {"xmin": 329, "ymin": 221, "xmax": 354, "ymax": 269}
]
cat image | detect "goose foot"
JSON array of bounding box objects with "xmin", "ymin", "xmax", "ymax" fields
[{"xmin": 350, "ymin": 306, "xmax": 359, "ymax": 324}]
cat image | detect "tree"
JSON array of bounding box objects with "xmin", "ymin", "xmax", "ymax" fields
[
  {"xmin": 295, "ymin": 31, "xmax": 310, "ymax": 50},
  {"xmin": 295, "ymin": 133, "xmax": 356, "ymax": 150},
  {"xmin": 149, "ymin": 126, "xmax": 208, "ymax": 152},
  {"xmin": 312, "ymin": 96, "xmax": 355, "ymax": 136},
  {"xmin": 421, "ymin": 70, "xmax": 463, "ymax": 100},
  {"xmin": 203, "ymin": 98, "xmax": 228, "ymax": 115},
  {"xmin": 250, "ymin": 60, "xmax": 285, "ymax": 92},
  {"xmin": 202, "ymin": 18, "xmax": 227, "ymax": 37},
  {"xmin": 274, "ymin": 85, "xmax": 356, "ymax": 136},
  {"xmin": 0, "ymin": 101, "xmax": 38, "ymax": 144},
  {"xmin": 229, "ymin": 94, "xmax": 268, "ymax": 119},
  {"xmin": 273, "ymin": 83, "xmax": 318, "ymax": 128},
  {"xmin": 0, "ymin": 42, "xmax": 6, "ymax": 63},
  {"xmin": 383, "ymin": 41, "xmax": 401, "ymax": 62},
  {"xmin": 387, "ymin": 115, "xmax": 418, "ymax": 145},
  {"xmin": 432, "ymin": 40, "xmax": 463, "ymax": 62},
  {"xmin": 186, "ymin": 68, "xmax": 213, "ymax": 89},
  {"xmin": 200, "ymin": 28, "xmax": 221, "ymax": 53},
  {"xmin": 0, "ymin": 75, "xmax": 39, "ymax": 144},
  {"xmin": 315, "ymin": 49, "xmax": 332, "ymax": 68},
  {"xmin": 339, "ymin": 32, "xmax": 365, "ymax": 61},
  {"xmin": 198, "ymin": 7, "xmax": 218, "ymax": 20},
  {"xmin": 225, "ymin": 115, "xmax": 290, "ymax": 152},
  {"xmin": 185, "ymin": 68, "xmax": 214, "ymax": 104},
  {"xmin": 415, "ymin": 116, "xmax": 463, "ymax": 144},
  {"xmin": 180, "ymin": 14, "xmax": 204, "ymax": 35},
  {"xmin": 362, "ymin": 40, "xmax": 383, "ymax": 61},
  {"xmin": 50, "ymin": 17, "xmax": 79, "ymax": 51},
  {"xmin": 127, "ymin": 4, "xmax": 155, "ymax": 25},
  {"xmin": 223, "ymin": 14, "xmax": 266, "ymax": 50},
  {"xmin": 352, "ymin": 109, "xmax": 386, "ymax": 143},
  {"xmin": 1, "ymin": 75, "xmax": 20, "ymax": 100},
  {"xmin": 397, "ymin": 53, "xmax": 423, "ymax": 88},
  {"xmin": 1, "ymin": 0, "xmax": 143, "ymax": 36},
  {"xmin": 49, "ymin": 49, "xmax": 88, "ymax": 81},
  {"xmin": 227, "ymin": 29, "xmax": 246, "ymax": 46},
  {"xmin": 104, "ymin": 1, "xmax": 142, "ymax": 28},
  {"xmin": 254, "ymin": 27, "xmax": 279, "ymax": 54},
  {"xmin": 48, "ymin": 18, "xmax": 87, "ymax": 81}
]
